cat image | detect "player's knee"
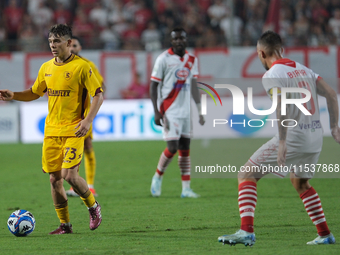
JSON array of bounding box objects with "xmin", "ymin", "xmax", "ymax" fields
[
  {"xmin": 49, "ymin": 173, "xmax": 62, "ymax": 185},
  {"xmin": 64, "ymin": 175, "xmax": 77, "ymax": 185},
  {"xmin": 62, "ymin": 171, "xmax": 76, "ymax": 185},
  {"xmin": 178, "ymin": 144, "xmax": 189, "ymax": 151},
  {"xmin": 84, "ymin": 137, "xmax": 92, "ymax": 151},
  {"xmin": 84, "ymin": 146, "xmax": 92, "ymax": 152},
  {"xmin": 178, "ymin": 138, "xmax": 190, "ymax": 150},
  {"xmin": 49, "ymin": 175, "xmax": 57, "ymax": 184},
  {"xmin": 167, "ymin": 146, "xmax": 177, "ymax": 154},
  {"xmin": 290, "ymin": 175, "xmax": 310, "ymax": 192}
]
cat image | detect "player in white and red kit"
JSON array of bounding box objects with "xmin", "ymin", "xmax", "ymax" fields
[
  {"xmin": 218, "ymin": 31, "xmax": 339, "ymax": 246},
  {"xmin": 150, "ymin": 28, "xmax": 205, "ymax": 198}
]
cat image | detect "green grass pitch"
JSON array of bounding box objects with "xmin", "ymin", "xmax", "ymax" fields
[{"xmin": 0, "ymin": 137, "xmax": 339, "ymax": 254}]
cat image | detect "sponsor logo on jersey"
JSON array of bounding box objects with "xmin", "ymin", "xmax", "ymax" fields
[
  {"xmin": 64, "ymin": 71, "xmax": 73, "ymax": 80},
  {"xmin": 89, "ymin": 68, "xmax": 92, "ymax": 77},
  {"xmin": 298, "ymin": 120, "xmax": 322, "ymax": 130},
  {"xmin": 45, "ymin": 73, "xmax": 52, "ymax": 77},
  {"xmin": 175, "ymin": 68, "xmax": 190, "ymax": 81},
  {"xmin": 173, "ymin": 83, "xmax": 189, "ymax": 91},
  {"xmin": 47, "ymin": 89, "xmax": 71, "ymax": 97}
]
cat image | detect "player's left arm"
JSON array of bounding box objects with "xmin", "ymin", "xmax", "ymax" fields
[
  {"xmin": 191, "ymin": 78, "xmax": 205, "ymax": 125},
  {"xmin": 90, "ymin": 61, "xmax": 106, "ymax": 95},
  {"xmin": 94, "ymin": 65, "xmax": 106, "ymax": 95},
  {"xmin": 75, "ymin": 91, "xmax": 103, "ymax": 137},
  {"xmin": 101, "ymin": 82, "xmax": 106, "ymax": 95},
  {"xmin": 191, "ymin": 57, "xmax": 205, "ymax": 126},
  {"xmin": 316, "ymin": 78, "xmax": 340, "ymax": 143},
  {"xmin": 276, "ymin": 93, "xmax": 287, "ymax": 166},
  {"xmin": 75, "ymin": 64, "xmax": 104, "ymax": 137}
]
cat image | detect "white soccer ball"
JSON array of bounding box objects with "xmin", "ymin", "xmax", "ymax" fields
[{"xmin": 7, "ymin": 210, "xmax": 36, "ymax": 237}]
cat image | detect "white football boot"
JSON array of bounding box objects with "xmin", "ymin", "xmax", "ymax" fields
[
  {"xmin": 181, "ymin": 188, "xmax": 200, "ymax": 198},
  {"xmin": 218, "ymin": 229, "xmax": 256, "ymax": 247},
  {"xmin": 150, "ymin": 175, "xmax": 162, "ymax": 197},
  {"xmin": 307, "ymin": 233, "xmax": 335, "ymax": 245}
]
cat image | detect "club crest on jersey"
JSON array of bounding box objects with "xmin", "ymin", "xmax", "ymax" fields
[
  {"xmin": 64, "ymin": 71, "xmax": 73, "ymax": 81},
  {"xmin": 175, "ymin": 68, "xmax": 190, "ymax": 81}
]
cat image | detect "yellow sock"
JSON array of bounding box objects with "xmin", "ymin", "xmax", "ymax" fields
[
  {"xmin": 54, "ymin": 201, "xmax": 70, "ymax": 224},
  {"xmin": 80, "ymin": 189, "xmax": 96, "ymax": 208},
  {"xmin": 85, "ymin": 149, "xmax": 96, "ymax": 186}
]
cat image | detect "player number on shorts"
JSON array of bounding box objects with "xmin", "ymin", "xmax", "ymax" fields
[
  {"xmin": 297, "ymin": 81, "xmax": 316, "ymax": 115},
  {"xmin": 64, "ymin": 147, "xmax": 77, "ymax": 160}
]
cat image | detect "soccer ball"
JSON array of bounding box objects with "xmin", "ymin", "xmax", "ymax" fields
[{"xmin": 7, "ymin": 210, "xmax": 35, "ymax": 237}]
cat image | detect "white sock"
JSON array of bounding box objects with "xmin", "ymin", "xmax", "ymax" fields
[
  {"xmin": 88, "ymin": 202, "xmax": 98, "ymax": 210},
  {"xmin": 182, "ymin": 180, "xmax": 190, "ymax": 190}
]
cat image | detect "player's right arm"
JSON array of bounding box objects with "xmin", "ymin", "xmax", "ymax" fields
[
  {"xmin": 263, "ymin": 74, "xmax": 287, "ymax": 165},
  {"xmin": 316, "ymin": 78, "xmax": 340, "ymax": 143},
  {"xmin": 1, "ymin": 63, "xmax": 46, "ymax": 102},
  {"xmin": 0, "ymin": 89, "xmax": 39, "ymax": 101},
  {"xmin": 150, "ymin": 80, "xmax": 162, "ymax": 126},
  {"xmin": 150, "ymin": 54, "xmax": 165, "ymax": 126},
  {"xmin": 276, "ymin": 93, "xmax": 287, "ymax": 166},
  {"xmin": 89, "ymin": 61, "xmax": 106, "ymax": 94}
]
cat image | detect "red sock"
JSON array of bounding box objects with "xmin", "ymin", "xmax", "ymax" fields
[
  {"xmin": 300, "ymin": 187, "xmax": 330, "ymax": 236},
  {"xmin": 239, "ymin": 181, "xmax": 257, "ymax": 233},
  {"xmin": 156, "ymin": 148, "xmax": 175, "ymax": 176},
  {"xmin": 178, "ymin": 150, "xmax": 190, "ymax": 181}
]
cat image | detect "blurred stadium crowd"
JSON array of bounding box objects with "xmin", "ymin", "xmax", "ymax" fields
[{"xmin": 1, "ymin": 0, "xmax": 340, "ymax": 52}]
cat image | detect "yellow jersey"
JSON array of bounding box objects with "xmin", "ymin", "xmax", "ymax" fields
[
  {"xmin": 31, "ymin": 54, "xmax": 102, "ymax": 137},
  {"xmin": 79, "ymin": 56, "xmax": 104, "ymax": 119},
  {"xmin": 80, "ymin": 56, "xmax": 104, "ymax": 85}
]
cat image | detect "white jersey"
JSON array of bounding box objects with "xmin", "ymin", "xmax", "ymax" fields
[
  {"xmin": 262, "ymin": 58, "xmax": 323, "ymax": 153},
  {"xmin": 151, "ymin": 48, "xmax": 198, "ymax": 118}
]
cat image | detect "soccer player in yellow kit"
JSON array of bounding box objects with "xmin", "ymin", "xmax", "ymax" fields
[
  {"xmin": 0, "ymin": 24, "xmax": 103, "ymax": 234},
  {"xmin": 66, "ymin": 36, "xmax": 106, "ymax": 197}
]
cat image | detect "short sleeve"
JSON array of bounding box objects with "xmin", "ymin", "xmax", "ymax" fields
[
  {"xmin": 151, "ymin": 55, "xmax": 164, "ymax": 82},
  {"xmin": 262, "ymin": 72, "xmax": 283, "ymax": 98},
  {"xmin": 31, "ymin": 64, "xmax": 47, "ymax": 97},
  {"xmin": 305, "ymin": 66, "xmax": 320, "ymax": 82},
  {"xmin": 191, "ymin": 57, "xmax": 199, "ymax": 78},
  {"xmin": 82, "ymin": 63, "xmax": 103, "ymax": 97},
  {"xmin": 89, "ymin": 61, "xmax": 104, "ymax": 85}
]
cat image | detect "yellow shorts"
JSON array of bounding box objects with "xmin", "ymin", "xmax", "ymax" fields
[
  {"xmin": 84, "ymin": 124, "xmax": 93, "ymax": 140},
  {"xmin": 42, "ymin": 137, "xmax": 84, "ymax": 173}
]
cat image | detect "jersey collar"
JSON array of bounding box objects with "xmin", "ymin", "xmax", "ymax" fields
[
  {"xmin": 168, "ymin": 48, "xmax": 189, "ymax": 61},
  {"xmin": 54, "ymin": 54, "xmax": 75, "ymax": 66},
  {"xmin": 271, "ymin": 58, "xmax": 296, "ymax": 68}
]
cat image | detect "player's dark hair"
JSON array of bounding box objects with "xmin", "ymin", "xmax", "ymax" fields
[
  {"xmin": 258, "ymin": 30, "xmax": 282, "ymax": 56},
  {"xmin": 171, "ymin": 27, "xmax": 186, "ymax": 34},
  {"xmin": 71, "ymin": 36, "xmax": 82, "ymax": 46},
  {"xmin": 49, "ymin": 24, "xmax": 72, "ymax": 39}
]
